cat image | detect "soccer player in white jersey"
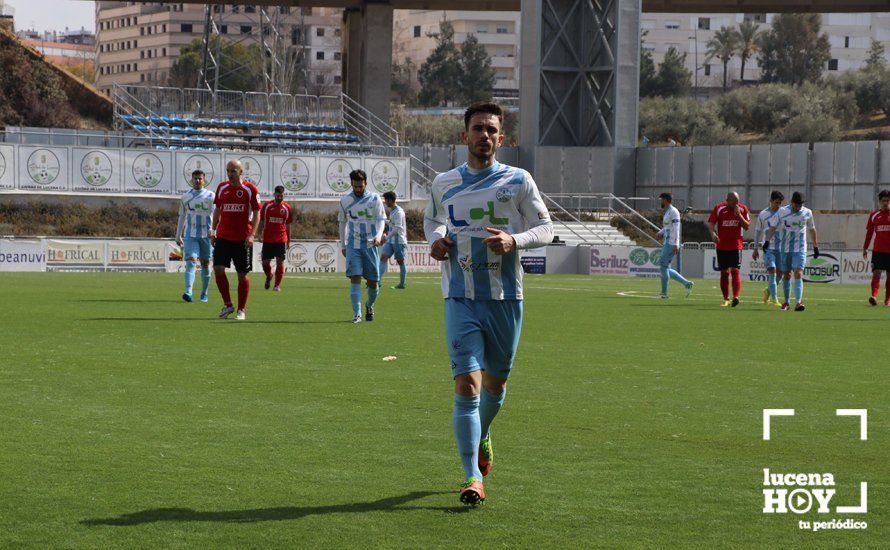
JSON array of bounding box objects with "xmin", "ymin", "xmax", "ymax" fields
[
  {"xmin": 175, "ymin": 169, "xmax": 215, "ymax": 303},
  {"xmin": 764, "ymin": 192, "xmax": 819, "ymax": 311},
  {"xmin": 379, "ymin": 191, "xmax": 408, "ymax": 289},
  {"xmin": 656, "ymin": 192, "xmax": 693, "ymax": 298},
  {"xmin": 338, "ymin": 169, "xmax": 386, "ymax": 323},
  {"xmin": 424, "ymin": 102, "xmax": 553, "ymax": 506},
  {"xmin": 752, "ymin": 191, "xmax": 785, "ymax": 306}
]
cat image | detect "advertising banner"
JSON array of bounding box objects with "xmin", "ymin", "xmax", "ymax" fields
[
  {"xmin": 225, "ymin": 153, "xmax": 270, "ymax": 194},
  {"xmin": 704, "ymin": 249, "xmax": 842, "ymax": 283},
  {"xmin": 364, "ymin": 157, "xmax": 409, "ymax": 198},
  {"xmin": 520, "ymin": 247, "xmax": 547, "ymax": 274},
  {"xmin": 45, "ymin": 239, "xmax": 105, "ymax": 271},
  {"xmin": 124, "ymin": 150, "xmax": 173, "ymax": 194},
  {"xmin": 589, "ymin": 246, "xmax": 631, "ymax": 276},
  {"xmin": 107, "ymin": 240, "xmax": 166, "ymax": 271},
  {"xmin": 284, "ymin": 242, "xmax": 340, "ymax": 273},
  {"xmin": 71, "ymin": 148, "xmax": 122, "ymax": 193},
  {"xmin": 272, "ymin": 155, "xmax": 317, "ymax": 199},
  {"xmin": 174, "ymin": 152, "xmax": 221, "ymax": 195},
  {"xmin": 18, "ymin": 146, "xmax": 69, "ymax": 191},
  {"xmin": 0, "ymin": 144, "xmax": 15, "ymax": 190},
  {"xmin": 0, "ymin": 239, "xmax": 45, "ymax": 272},
  {"xmin": 840, "ymin": 252, "xmax": 874, "ymax": 285},
  {"xmin": 317, "ymin": 157, "xmax": 359, "ymax": 198}
]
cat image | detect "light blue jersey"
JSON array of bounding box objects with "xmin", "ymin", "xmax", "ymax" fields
[
  {"xmin": 387, "ymin": 205, "xmax": 407, "ymax": 245},
  {"xmin": 772, "ymin": 205, "xmax": 815, "ymax": 254},
  {"xmin": 338, "ymin": 191, "xmax": 386, "ymax": 250},
  {"xmin": 755, "ymin": 206, "xmax": 783, "ymax": 250},
  {"xmin": 659, "ymin": 205, "xmax": 681, "ymax": 247},
  {"xmin": 423, "ymin": 161, "xmax": 553, "ymax": 300},
  {"xmin": 176, "ymin": 188, "xmax": 215, "ymax": 240}
]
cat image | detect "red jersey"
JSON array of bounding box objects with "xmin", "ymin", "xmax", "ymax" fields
[
  {"xmin": 214, "ymin": 181, "xmax": 261, "ymax": 241},
  {"xmin": 708, "ymin": 201, "xmax": 750, "ymax": 251},
  {"xmin": 864, "ymin": 209, "xmax": 890, "ymax": 253},
  {"xmin": 260, "ymin": 200, "xmax": 293, "ymax": 244}
]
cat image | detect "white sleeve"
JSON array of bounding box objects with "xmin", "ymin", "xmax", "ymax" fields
[
  {"xmin": 423, "ymin": 179, "xmax": 447, "ymax": 246},
  {"xmin": 667, "ymin": 209, "xmax": 681, "ymax": 247},
  {"xmin": 512, "ymin": 171, "xmax": 554, "ymax": 250},
  {"xmin": 754, "ymin": 213, "xmax": 765, "ymax": 245},
  {"xmin": 175, "ymin": 200, "xmax": 186, "ymax": 240},
  {"xmin": 338, "ymin": 201, "xmax": 347, "ymax": 248},
  {"xmin": 374, "ymin": 197, "xmax": 386, "ymax": 240},
  {"xmin": 807, "ymin": 211, "xmax": 816, "ymax": 229}
]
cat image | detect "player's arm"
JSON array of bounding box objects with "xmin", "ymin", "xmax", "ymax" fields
[
  {"xmin": 863, "ymin": 214, "xmax": 874, "ymax": 259},
  {"xmin": 707, "ymin": 206, "xmax": 719, "ymax": 243},
  {"xmin": 248, "ymin": 206, "xmax": 260, "ymax": 246},
  {"xmin": 256, "ymin": 203, "xmax": 267, "ymax": 241},
  {"xmin": 808, "ymin": 214, "xmax": 819, "ymax": 258},
  {"xmin": 424, "ymin": 180, "xmax": 452, "ymax": 261},
  {"xmin": 338, "ymin": 202, "xmax": 348, "ymax": 256},
  {"xmin": 210, "ymin": 207, "xmax": 220, "ymax": 245},
  {"xmin": 738, "ymin": 207, "xmax": 751, "ymax": 230},
  {"xmin": 486, "ymin": 171, "xmax": 553, "ymax": 255},
  {"xmin": 667, "ymin": 209, "xmax": 681, "ymax": 250},
  {"xmin": 175, "ymin": 201, "xmax": 186, "ymax": 246},
  {"xmin": 286, "ymin": 207, "xmax": 293, "ymax": 247},
  {"xmin": 372, "ymin": 197, "xmax": 385, "ymax": 246}
]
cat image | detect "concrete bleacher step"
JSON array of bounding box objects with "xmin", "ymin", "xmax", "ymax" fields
[{"xmin": 553, "ymin": 221, "xmax": 636, "ymax": 246}]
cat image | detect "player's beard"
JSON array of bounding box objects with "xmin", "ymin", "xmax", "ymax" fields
[{"xmin": 470, "ymin": 141, "xmax": 495, "ymax": 163}]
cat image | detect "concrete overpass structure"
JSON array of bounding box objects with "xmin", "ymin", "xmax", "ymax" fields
[{"xmin": 173, "ymin": 0, "xmax": 890, "ymax": 196}]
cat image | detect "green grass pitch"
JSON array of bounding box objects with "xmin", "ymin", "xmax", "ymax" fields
[{"xmin": 0, "ymin": 272, "xmax": 887, "ymax": 548}]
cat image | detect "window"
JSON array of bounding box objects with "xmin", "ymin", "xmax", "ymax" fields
[
  {"xmin": 147, "ymin": 50, "xmax": 151, "ymax": 58},
  {"xmin": 180, "ymin": 23, "xmax": 192, "ymax": 33},
  {"xmin": 316, "ymin": 74, "xmax": 325, "ymax": 84},
  {"xmin": 140, "ymin": 73, "xmax": 145, "ymax": 82},
  {"xmin": 477, "ymin": 25, "xmax": 489, "ymax": 33},
  {"xmin": 317, "ymin": 27, "xmax": 325, "ymax": 37},
  {"xmin": 845, "ymin": 36, "xmax": 850, "ymax": 48},
  {"xmin": 698, "ymin": 18, "xmax": 710, "ymax": 30},
  {"xmin": 162, "ymin": 48, "xmax": 166, "ymax": 57},
  {"xmin": 140, "ymin": 51, "xmax": 145, "ymax": 59},
  {"xmin": 279, "ymin": 6, "xmax": 290, "ymax": 14},
  {"xmin": 334, "ymin": 28, "xmax": 341, "ymax": 37},
  {"xmin": 212, "ymin": 5, "xmax": 224, "ymax": 13},
  {"xmin": 414, "ymin": 25, "xmax": 421, "ymax": 37},
  {"xmin": 241, "ymin": 25, "xmax": 252, "ymax": 35},
  {"xmin": 140, "ymin": 27, "xmax": 145, "ymax": 36},
  {"xmin": 291, "ymin": 28, "xmax": 301, "ymax": 45},
  {"xmin": 316, "ymin": 51, "xmax": 324, "ymax": 60},
  {"xmin": 147, "ymin": 27, "xmax": 152, "ymax": 35},
  {"xmin": 333, "ymin": 52, "xmax": 341, "ymax": 61},
  {"xmin": 133, "ymin": 63, "xmax": 137, "ymax": 71},
  {"xmin": 231, "ymin": 5, "xmax": 239, "ymax": 13},
  {"xmin": 334, "ymin": 75, "xmax": 341, "ymax": 84},
  {"xmin": 497, "ymin": 27, "xmax": 508, "ymax": 34},
  {"xmin": 744, "ymin": 13, "xmax": 767, "ymax": 23},
  {"xmin": 828, "ymin": 59, "xmax": 839, "ymax": 71},
  {"xmin": 162, "ymin": 24, "xmax": 166, "ymax": 33},
  {"xmin": 126, "ymin": 64, "xmax": 131, "ymax": 72},
  {"xmin": 134, "ymin": 40, "xmax": 137, "ymax": 48},
  {"xmin": 704, "ymin": 64, "xmax": 711, "ymax": 76},
  {"xmin": 245, "ymin": 6, "xmax": 256, "ymax": 13},
  {"xmin": 665, "ymin": 21, "xmax": 680, "ymax": 29},
  {"xmin": 220, "ymin": 25, "xmax": 227, "ymax": 34},
  {"xmin": 126, "ymin": 41, "xmax": 131, "ymax": 49}
]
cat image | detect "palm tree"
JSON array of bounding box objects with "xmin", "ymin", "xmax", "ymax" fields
[
  {"xmin": 705, "ymin": 26, "xmax": 740, "ymax": 91},
  {"xmin": 735, "ymin": 20, "xmax": 761, "ymax": 83}
]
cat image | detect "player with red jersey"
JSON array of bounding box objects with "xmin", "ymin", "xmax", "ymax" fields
[
  {"xmin": 708, "ymin": 191, "xmax": 751, "ymax": 307},
  {"xmin": 863, "ymin": 189, "xmax": 890, "ymax": 305},
  {"xmin": 211, "ymin": 160, "xmax": 261, "ymax": 320},
  {"xmin": 258, "ymin": 185, "xmax": 293, "ymax": 292}
]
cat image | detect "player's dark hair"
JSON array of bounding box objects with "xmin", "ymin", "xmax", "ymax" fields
[
  {"xmin": 349, "ymin": 169, "xmax": 367, "ymax": 182},
  {"xmin": 879, "ymin": 189, "xmax": 890, "ymax": 200},
  {"xmin": 274, "ymin": 185, "xmax": 285, "ymax": 193},
  {"xmin": 658, "ymin": 192, "xmax": 672, "ymax": 202},
  {"xmin": 464, "ymin": 102, "xmax": 504, "ymax": 130},
  {"xmin": 191, "ymin": 170, "xmax": 205, "ymax": 178},
  {"xmin": 382, "ymin": 191, "xmax": 397, "ymax": 202},
  {"xmin": 770, "ymin": 190, "xmax": 784, "ymax": 201},
  {"xmin": 791, "ymin": 191, "xmax": 805, "ymax": 204}
]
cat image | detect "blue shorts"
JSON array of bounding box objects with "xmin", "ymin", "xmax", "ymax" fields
[
  {"xmin": 183, "ymin": 237, "xmax": 212, "ymax": 262},
  {"xmin": 445, "ymin": 298, "xmax": 523, "ymax": 380},
  {"xmin": 781, "ymin": 251, "xmax": 807, "ymax": 271},
  {"xmin": 763, "ymin": 249, "xmax": 777, "ymax": 270},
  {"xmin": 345, "ymin": 246, "xmax": 380, "ymax": 280},
  {"xmin": 381, "ymin": 241, "xmax": 406, "ymax": 262},
  {"xmin": 659, "ymin": 244, "xmax": 676, "ymax": 268}
]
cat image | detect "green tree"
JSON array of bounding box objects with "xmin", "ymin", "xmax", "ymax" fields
[
  {"xmin": 418, "ymin": 21, "xmax": 461, "ymax": 106},
  {"xmin": 458, "ymin": 33, "xmax": 496, "ymax": 104},
  {"xmin": 655, "ymin": 47, "xmax": 692, "ymax": 97},
  {"xmin": 391, "ymin": 57, "xmax": 419, "ymax": 105},
  {"xmin": 705, "ymin": 26, "xmax": 740, "ymax": 91},
  {"xmin": 639, "ymin": 30, "xmax": 658, "ymax": 97},
  {"xmin": 735, "ymin": 20, "xmax": 761, "ymax": 83},
  {"xmin": 757, "ymin": 14, "xmax": 830, "ymax": 85},
  {"xmin": 170, "ymin": 36, "xmax": 263, "ymax": 92},
  {"xmin": 865, "ymin": 38, "xmax": 886, "ymax": 71}
]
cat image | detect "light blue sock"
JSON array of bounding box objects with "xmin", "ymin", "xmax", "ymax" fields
[
  {"xmin": 366, "ymin": 286, "xmax": 379, "ymax": 308},
  {"xmin": 184, "ymin": 261, "xmax": 196, "ymax": 296},
  {"xmin": 767, "ymin": 273, "xmax": 777, "ymax": 301},
  {"xmin": 668, "ymin": 268, "xmax": 690, "ymax": 287},
  {"xmin": 200, "ymin": 266, "xmax": 211, "ymax": 296},
  {"xmin": 350, "ymin": 283, "xmax": 362, "ymax": 316},
  {"xmin": 782, "ymin": 278, "xmax": 791, "ymax": 303},
  {"xmin": 378, "ymin": 259, "xmax": 387, "ymax": 284},
  {"xmin": 659, "ymin": 265, "xmax": 669, "ymax": 295},
  {"xmin": 479, "ymin": 387, "xmax": 506, "ymax": 440},
  {"xmin": 399, "ymin": 264, "xmax": 407, "ymax": 286},
  {"xmin": 794, "ymin": 278, "xmax": 804, "ymax": 304},
  {"xmin": 453, "ymin": 394, "xmax": 483, "ymax": 481}
]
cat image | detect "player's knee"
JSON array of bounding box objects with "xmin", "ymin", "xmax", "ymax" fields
[
  {"xmin": 482, "ymin": 378, "xmax": 507, "ymax": 396},
  {"xmin": 380, "ymin": 255, "xmax": 390, "ymax": 262},
  {"xmin": 454, "ymin": 376, "xmax": 480, "ymax": 396},
  {"xmin": 396, "ymin": 259, "xmax": 405, "ymax": 265},
  {"xmin": 367, "ymin": 280, "xmax": 378, "ymax": 288}
]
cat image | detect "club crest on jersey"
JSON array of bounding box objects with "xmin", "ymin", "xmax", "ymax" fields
[
  {"xmin": 236, "ymin": 190, "xmax": 244, "ymax": 198},
  {"xmin": 496, "ymin": 187, "xmax": 514, "ymax": 203},
  {"xmin": 448, "ymin": 201, "xmax": 508, "ymax": 227}
]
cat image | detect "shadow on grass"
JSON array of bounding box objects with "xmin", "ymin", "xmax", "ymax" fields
[
  {"xmin": 81, "ymin": 318, "xmax": 352, "ymax": 324},
  {"xmin": 81, "ymin": 491, "xmax": 470, "ymax": 525}
]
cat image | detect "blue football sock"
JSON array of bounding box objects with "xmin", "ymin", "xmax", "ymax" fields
[
  {"xmin": 479, "ymin": 387, "xmax": 506, "ymax": 440},
  {"xmin": 366, "ymin": 286, "xmax": 379, "ymax": 308},
  {"xmin": 184, "ymin": 261, "xmax": 196, "ymax": 295},
  {"xmin": 668, "ymin": 268, "xmax": 690, "ymax": 287},
  {"xmin": 453, "ymin": 394, "xmax": 483, "ymax": 481},
  {"xmin": 399, "ymin": 264, "xmax": 407, "ymax": 286},
  {"xmin": 659, "ymin": 265, "xmax": 669, "ymax": 295},
  {"xmin": 200, "ymin": 266, "xmax": 211, "ymax": 296},
  {"xmin": 794, "ymin": 278, "xmax": 804, "ymax": 304},
  {"xmin": 350, "ymin": 283, "xmax": 362, "ymax": 316},
  {"xmin": 767, "ymin": 273, "xmax": 777, "ymax": 301},
  {"xmin": 378, "ymin": 259, "xmax": 387, "ymax": 283},
  {"xmin": 782, "ymin": 278, "xmax": 791, "ymax": 303}
]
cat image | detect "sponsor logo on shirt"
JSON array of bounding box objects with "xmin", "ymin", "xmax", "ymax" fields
[
  {"xmin": 269, "ymin": 216, "xmax": 285, "ymax": 224},
  {"xmin": 448, "ymin": 201, "xmax": 508, "ymax": 227},
  {"xmin": 876, "ymin": 224, "xmax": 890, "ymax": 232},
  {"xmin": 723, "ymin": 220, "xmax": 740, "ymax": 227},
  {"xmin": 223, "ymin": 203, "xmax": 246, "ymax": 212},
  {"xmin": 457, "ymin": 255, "xmax": 500, "ymax": 272}
]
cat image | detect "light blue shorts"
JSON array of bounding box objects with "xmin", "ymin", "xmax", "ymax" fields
[
  {"xmin": 763, "ymin": 249, "xmax": 777, "ymax": 270},
  {"xmin": 345, "ymin": 246, "xmax": 380, "ymax": 281},
  {"xmin": 183, "ymin": 237, "xmax": 212, "ymax": 262},
  {"xmin": 380, "ymin": 241, "xmax": 406, "ymax": 262},
  {"xmin": 781, "ymin": 251, "xmax": 807, "ymax": 271},
  {"xmin": 659, "ymin": 244, "xmax": 676, "ymax": 268},
  {"xmin": 445, "ymin": 298, "xmax": 523, "ymax": 380}
]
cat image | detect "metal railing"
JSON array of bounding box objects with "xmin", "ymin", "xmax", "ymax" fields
[{"xmin": 543, "ymin": 193, "xmax": 661, "ymax": 246}]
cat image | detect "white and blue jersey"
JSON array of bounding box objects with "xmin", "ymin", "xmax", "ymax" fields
[
  {"xmin": 755, "ymin": 206, "xmax": 783, "ymax": 269},
  {"xmin": 772, "ymin": 205, "xmax": 815, "ymax": 254},
  {"xmin": 659, "ymin": 205, "xmax": 681, "ymax": 248},
  {"xmin": 338, "ymin": 191, "xmax": 386, "ymax": 250},
  {"xmin": 176, "ymin": 188, "xmax": 215, "ymax": 240},
  {"xmin": 423, "ymin": 161, "xmax": 553, "ymax": 301},
  {"xmin": 386, "ymin": 205, "xmax": 407, "ymax": 245}
]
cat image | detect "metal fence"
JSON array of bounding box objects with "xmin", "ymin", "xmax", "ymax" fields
[{"xmin": 635, "ymin": 142, "xmax": 890, "ymax": 211}]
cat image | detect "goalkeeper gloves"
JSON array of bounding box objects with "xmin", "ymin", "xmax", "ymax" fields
[{"xmin": 813, "ymin": 246, "xmax": 820, "ymax": 259}]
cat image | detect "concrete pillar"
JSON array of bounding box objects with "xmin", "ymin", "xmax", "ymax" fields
[{"xmin": 341, "ymin": 3, "xmax": 393, "ymax": 125}]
